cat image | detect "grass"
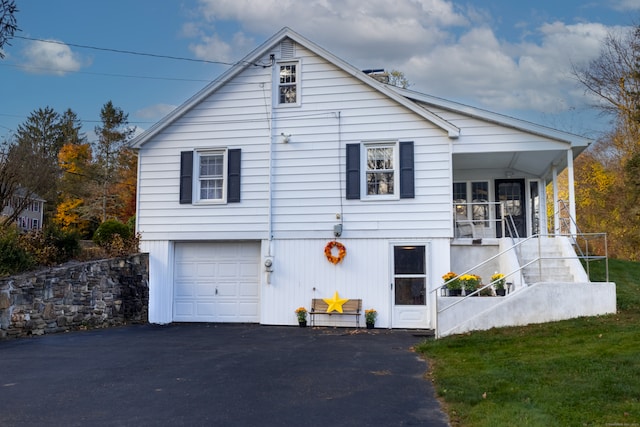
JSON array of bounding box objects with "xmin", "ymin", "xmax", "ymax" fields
[{"xmin": 416, "ymin": 258, "xmax": 640, "ymax": 426}]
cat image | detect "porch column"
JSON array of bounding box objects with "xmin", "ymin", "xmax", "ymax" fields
[
  {"xmin": 567, "ymin": 149, "xmax": 577, "ymax": 236},
  {"xmin": 552, "ymin": 165, "xmax": 559, "ymax": 235}
]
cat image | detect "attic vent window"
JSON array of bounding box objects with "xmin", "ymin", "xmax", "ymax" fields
[{"xmin": 281, "ymin": 39, "xmax": 295, "ymax": 59}]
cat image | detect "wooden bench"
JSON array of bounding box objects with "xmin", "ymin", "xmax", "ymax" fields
[{"xmin": 309, "ymin": 298, "xmax": 362, "ymax": 328}]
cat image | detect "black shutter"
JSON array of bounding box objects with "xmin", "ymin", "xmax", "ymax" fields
[
  {"xmin": 399, "ymin": 141, "xmax": 415, "ymax": 199},
  {"xmin": 346, "ymin": 144, "xmax": 360, "ymax": 200},
  {"xmin": 227, "ymin": 149, "xmax": 241, "ymax": 203},
  {"xmin": 179, "ymin": 151, "xmax": 193, "ymax": 204}
]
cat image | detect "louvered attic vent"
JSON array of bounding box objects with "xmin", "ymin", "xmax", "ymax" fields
[{"xmin": 281, "ymin": 39, "xmax": 295, "ymax": 59}]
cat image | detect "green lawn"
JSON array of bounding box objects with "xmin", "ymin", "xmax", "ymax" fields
[{"xmin": 417, "ymin": 258, "xmax": 640, "ymax": 426}]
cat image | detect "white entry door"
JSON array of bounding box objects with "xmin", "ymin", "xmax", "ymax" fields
[
  {"xmin": 173, "ymin": 242, "xmax": 260, "ymax": 323},
  {"xmin": 391, "ymin": 244, "xmax": 429, "ymax": 328}
]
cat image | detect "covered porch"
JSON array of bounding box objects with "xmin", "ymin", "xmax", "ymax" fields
[{"xmin": 451, "ymin": 144, "xmax": 584, "ymax": 240}]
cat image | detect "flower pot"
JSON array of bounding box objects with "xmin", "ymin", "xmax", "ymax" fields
[
  {"xmin": 495, "ymin": 289, "xmax": 506, "ymax": 296},
  {"xmin": 298, "ymin": 321, "xmax": 307, "ymax": 327},
  {"xmin": 366, "ymin": 322, "xmax": 374, "ymax": 329},
  {"xmin": 448, "ymin": 289, "xmax": 462, "ymax": 296}
]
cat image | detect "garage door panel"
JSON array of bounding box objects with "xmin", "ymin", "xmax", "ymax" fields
[
  {"xmin": 196, "ymin": 283, "xmax": 216, "ymax": 297},
  {"xmin": 196, "ymin": 302, "xmax": 216, "ymax": 316},
  {"xmin": 174, "ymin": 242, "xmax": 260, "ymax": 323},
  {"xmin": 175, "ymin": 262, "xmax": 196, "ymax": 279},
  {"xmin": 239, "ymin": 283, "xmax": 259, "ymax": 297},
  {"xmin": 175, "ymin": 282, "xmax": 196, "ymax": 297},
  {"xmin": 196, "ymin": 262, "xmax": 216, "ymax": 277},
  {"xmin": 174, "ymin": 302, "xmax": 195, "ymax": 317}
]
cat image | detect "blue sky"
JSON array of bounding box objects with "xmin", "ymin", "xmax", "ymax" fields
[{"xmin": 2, "ymin": 0, "xmax": 640, "ymax": 142}]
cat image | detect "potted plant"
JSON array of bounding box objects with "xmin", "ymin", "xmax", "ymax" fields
[
  {"xmin": 492, "ymin": 273, "xmax": 507, "ymax": 296},
  {"xmin": 442, "ymin": 272, "xmax": 462, "ymax": 296},
  {"xmin": 460, "ymin": 274, "xmax": 481, "ymax": 296},
  {"xmin": 365, "ymin": 309, "xmax": 377, "ymax": 329},
  {"xmin": 295, "ymin": 307, "xmax": 307, "ymax": 327}
]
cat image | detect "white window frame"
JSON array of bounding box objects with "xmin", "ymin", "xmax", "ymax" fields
[
  {"xmin": 275, "ymin": 61, "xmax": 300, "ymax": 107},
  {"xmin": 194, "ymin": 149, "xmax": 227, "ymax": 204},
  {"xmin": 362, "ymin": 142, "xmax": 399, "ymax": 200}
]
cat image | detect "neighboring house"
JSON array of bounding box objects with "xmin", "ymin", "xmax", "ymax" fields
[
  {"xmin": 131, "ymin": 28, "xmax": 615, "ymax": 337},
  {"xmin": 2, "ymin": 191, "xmax": 45, "ymax": 232}
]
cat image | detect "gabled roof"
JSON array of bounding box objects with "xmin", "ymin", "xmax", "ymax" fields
[{"xmin": 130, "ymin": 27, "xmax": 460, "ymax": 149}]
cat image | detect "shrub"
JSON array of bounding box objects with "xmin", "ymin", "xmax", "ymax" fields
[
  {"xmin": 93, "ymin": 220, "xmax": 139, "ymax": 258},
  {"xmin": 93, "ymin": 219, "xmax": 132, "ymax": 247},
  {"xmin": 17, "ymin": 227, "xmax": 80, "ymax": 266},
  {"xmin": 0, "ymin": 227, "xmax": 35, "ymax": 276}
]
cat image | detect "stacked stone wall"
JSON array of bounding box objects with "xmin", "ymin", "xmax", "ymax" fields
[{"xmin": 0, "ymin": 253, "xmax": 148, "ymax": 339}]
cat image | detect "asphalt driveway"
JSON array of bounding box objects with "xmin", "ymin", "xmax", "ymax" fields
[{"xmin": 0, "ymin": 324, "xmax": 449, "ymax": 426}]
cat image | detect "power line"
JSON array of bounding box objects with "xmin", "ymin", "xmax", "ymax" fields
[
  {"xmin": 0, "ymin": 62, "xmax": 212, "ymax": 82},
  {"xmin": 14, "ymin": 35, "xmax": 241, "ymax": 66}
]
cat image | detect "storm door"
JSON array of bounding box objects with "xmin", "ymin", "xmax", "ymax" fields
[
  {"xmin": 495, "ymin": 179, "xmax": 526, "ymax": 238},
  {"xmin": 392, "ymin": 245, "xmax": 428, "ymax": 328}
]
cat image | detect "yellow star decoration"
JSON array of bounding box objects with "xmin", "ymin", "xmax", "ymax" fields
[{"xmin": 323, "ymin": 291, "xmax": 349, "ymax": 313}]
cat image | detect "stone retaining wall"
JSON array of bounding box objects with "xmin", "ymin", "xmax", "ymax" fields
[{"xmin": 0, "ymin": 253, "xmax": 149, "ymax": 339}]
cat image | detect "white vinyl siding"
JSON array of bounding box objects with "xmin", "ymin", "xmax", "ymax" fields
[{"xmin": 136, "ymin": 43, "xmax": 452, "ymax": 243}]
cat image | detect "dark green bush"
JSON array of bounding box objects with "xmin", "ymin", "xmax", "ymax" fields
[
  {"xmin": 44, "ymin": 226, "xmax": 80, "ymax": 262},
  {"xmin": 93, "ymin": 219, "xmax": 132, "ymax": 247},
  {"xmin": 0, "ymin": 228, "xmax": 35, "ymax": 276}
]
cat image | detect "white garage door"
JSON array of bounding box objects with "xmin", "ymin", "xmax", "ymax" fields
[{"xmin": 174, "ymin": 242, "xmax": 260, "ymax": 322}]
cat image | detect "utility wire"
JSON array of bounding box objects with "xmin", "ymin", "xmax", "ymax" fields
[
  {"xmin": 0, "ymin": 62, "xmax": 212, "ymax": 82},
  {"xmin": 14, "ymin": 35, "xmax": 241, "ymax": 66}
]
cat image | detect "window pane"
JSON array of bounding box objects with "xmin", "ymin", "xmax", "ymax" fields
[
  {"xmin": 279, "ymin": 86, "xmax": 296, "ymax": 104},
  {"xmin": 471, "ymin": 182, "xmax": 489, "ymax": 224},
  {"xmin": 279, "ymin": 65, "xmax": 296, "ymax": 84},
  {"xmin": 367, "ymin": 172, "xmax": 394, "ymax": 195},
  {"xmin": 367, "ymin": 147, "xmax": 393, "ymax": 170},
  {"xmin": 394, "ymin": 246, "xmax": 425, "ymax": 274},
  {"xmin": 200, "ymin": 179, "xmax": 223, "ymax": 200},
  {"xmin": 200, "ymin": 155, "xmax": 223, "ymax": 177},
  {"xmin": 395, "ymin": 278, "xmax": 425, "ymax": 305}
]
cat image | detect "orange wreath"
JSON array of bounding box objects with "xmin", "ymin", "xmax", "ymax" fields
[{"xmin": 324, "ymin": 241, "xmax": 346, "ymax": 264}]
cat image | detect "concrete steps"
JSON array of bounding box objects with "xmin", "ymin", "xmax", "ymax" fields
[{"xmin": 519, "ymin": 238, "xmax": 575, "ymax": 283}]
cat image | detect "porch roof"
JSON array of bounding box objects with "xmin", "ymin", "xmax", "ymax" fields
[
  {"xmin": 390, "ymin": 87, "xmax": 592, "ymax": 181},
  {"xmin": 453, "ymin": 149, "xmax": 579, "ymax": 181}
]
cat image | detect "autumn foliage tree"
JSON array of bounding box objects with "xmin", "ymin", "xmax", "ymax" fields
[{"xmin": 573, "ymin": 25, "xmax": 640, "ymax": 260}]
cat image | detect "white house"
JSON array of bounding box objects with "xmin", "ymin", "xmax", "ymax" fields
[
  {"xmin": 131, "ymin": 27, "xmax": 616, "ymax": 337},
  {"xmin": 1, "ymin": 191, "xmax": 45, "ymax": 232}
]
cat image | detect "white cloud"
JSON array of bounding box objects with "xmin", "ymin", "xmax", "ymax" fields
[
  {"xmin": 135, "ymin": 103, "xmax": 177, "ymax": 120},
  {"xmin": 21, "ymin": 39, "xmax": 84, "ymax": 75},
  {"xmin": 185, "ymin": 0, "xmax": 628, "ymax": 121},
  {"xmin": 611, "ymin": 0, "xmax": 640, "ymax": 11}
]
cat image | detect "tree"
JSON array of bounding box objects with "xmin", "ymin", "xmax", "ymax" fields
[
  {"xmin": 0, "ymin": 0, "xmax": 17, "ymax": 59},
  {"xmin": 0, "ymin": 137, "xmax": 56, "ymax": 229},
  {"xmin": 14, "ymin": 107, "xmax": 85, "ymax": 222},
  {"xmin": 92, "ymin": 101, "xmax": 135, "ymax": 222},
  {"xmin": 388, "ymin": 70, "xmax": 411, "ymax": 89},
  {"xmin": 55, "ymin": 142, "xmax": 94, "ymax": 236},
  {"xmin": 573, "ymin": 24, "xmax": 640, "ymax": 260}
]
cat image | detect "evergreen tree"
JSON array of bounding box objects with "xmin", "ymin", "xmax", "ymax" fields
[{"xmin": 92, "ymin": 101, "xmax": 135, "ymax": 222}]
